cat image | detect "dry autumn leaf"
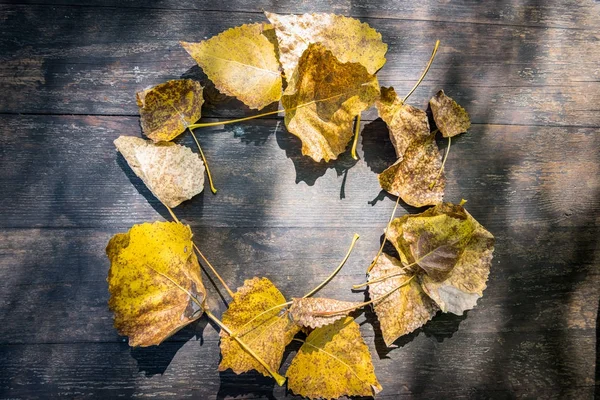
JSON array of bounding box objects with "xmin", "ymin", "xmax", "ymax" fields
[
  {"xmin": 386, "ymin": 203, "xmax": 495, "ymax": 314},
  {"xmin": 114, "ymin": 136, "xmax": 205, "ymax": 208},
  {"xmin": 181, "ymin": 23, "xmax": 282, "ymax": 110},
  {"xmin": 368, "ymin": 253, "xmax": 438, "ymax": 346},
  {"xmin": 286, "ymin": 317, "xmax": 382, "ymax": 399},
  {"xmin": 376, "ymin": 87, "xmax": 431, "ymax": 159},
  {"xmin": 429, "ymin": 90, "xmax": 471, "ymax": 138},
  {"xmin": 265, "ymin": 12, "xmax": 387, "ymax": 83},
  {"xmin": 219, "ymin": 277, "xmax": 300, "ymax": 378},
  {"xmin": 376, "ymin": 87, "xmax": 445, "ymax": 207},
  {"xmin": 106, "ymin": 221, "xmax": 206, "ymax": 347},
  {"xmin": 137, "ymin": 79, "xmax": 204, "ymax": 142},
  {"xmin": 282, "ymin": 43, "xmax": 380, "ymax": 162},
  {"xmin": 378, "ymin": 136, "xmax": 445, "ymax": 208},
  {"xmin": 289, "ymin": 297, "xmax": 361, "ymax": 329}
]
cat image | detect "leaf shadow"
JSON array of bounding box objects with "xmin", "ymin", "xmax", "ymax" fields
[
  {"xmin": 130, "ymin": 318, "xmax": 208, "ymax": 377},
  {"xmin": 275, "ymin": 129, "xmax": 358, "ymax": 186},
  {"xmin": 216, "ymin": 370, "xmax": 276, "ymax": 400},
  {"xmin": 361, "ymin": 118, "xmax": 397, "ymax": 176},
  {"xmin": 116, "ymin": 148, "xmax": 206, "ymax": 223},
  {"xmin": 116, "ymin": 152, "xmax": 172, "ymax": 220}
]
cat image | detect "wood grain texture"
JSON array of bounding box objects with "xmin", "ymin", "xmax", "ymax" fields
[
  {"xmin": 1, "ymin": 4, "xmax": 600, "ymax": 126},
  {"xmin": 0, "ymin": 1, "xmax": 598, "ymax": 399}
]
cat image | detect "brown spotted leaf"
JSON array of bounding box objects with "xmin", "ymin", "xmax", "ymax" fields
[
  {"xmin": 386, "ymin": 203, "xmax": 495, "ymax": 314},
  {"xmin": 377, "ymin": 87, "xmax": 445, "ymax": 207},
  {"xmin": 378, "ymin": 132, "xmax": 445, "ymax": 207},
  {"xmin": 286, "ymin": 317, "xmax": 382, "ymax": 399},
  {"xmin": 282, "ymin": 43, "xmax": 380, "ymax": 162},
  {"xmin": 114, "ymin": 136, "xmax": 205, "ymax": 208},
  {"xmin": 219, "ymin": 277, "xmax": 300, "ymax": 378},
  {"xmin": 181, "ymin": 23, "xmax": 282, "ymax": 110},
  {"xmin": 368, "ymin": 253, "xmax": 438, "ymax": 346},
  {"xmin": 289, "ymin": 297, "xmax": 361, "ymax": 329},
  {"xmin": 265, "ymin": 12, "xmax": 387, "ymax": 84},
  {"xmin": 106, "ymin": 221, "xmax": 206, "ymax": 347},
  {"xmin": 429, "ymin": 90, "xmax": 471, "ymax": 137},
  {"xmin": 136, "ymin": 79, "xmax": 204, "ymax": 142},
  {"xmin": 376, "ymin": 86, "xmax": 431, "ymax": 159}
]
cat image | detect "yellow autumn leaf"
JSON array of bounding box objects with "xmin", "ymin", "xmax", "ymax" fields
[
  {"xmin": 136, "ymin": 79, "xmax": 204, "ymax": 142},
  {"xmin": 219, "ymin": 277, "xmax": 300, "ymax": 378},
  {"xmin": 265, "ymin": 12, "xmax": 387, "ymax": 83},
  {"xmin": 368, "ymin": 253, "xmax": 438, "ymax": 346},
  {"xmin": 181, "ymin": 23, "xmax": 282, "ymax": 110},
  {"xmin": 282, "ymin": 43, "xmax": 380, "ymax": 162},
  {"xmin": 106, "ymin": 221, "xmax": 206, "ymax": 347},
  {"xmin": 286, "ymin": 317, "xmax": 382, "ymax": 399},
  {"xmin": 429, "ymin": 90, "xmax": 471, "ymax": 138},
  {"xmin": 114, "ymin": 136, "xmax": 205, "ymax": 208},
  {"xmin": 289, "ymin": 297, "xmax": 361, "ymax": 329},
  {"xmin": 386, "ymin": 203, "xmax": 495, "ymax": 314}
]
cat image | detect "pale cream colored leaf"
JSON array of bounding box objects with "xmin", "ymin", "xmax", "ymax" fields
[{"xmin": 114, "ymin": 136, "xmax": 205, "ymax": 208}]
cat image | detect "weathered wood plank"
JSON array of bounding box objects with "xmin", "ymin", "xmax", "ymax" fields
[
  {"xmin": 0, "ymin": 331, "xmax": 596, "ymax": 399},
  {"xmin": 1, "ymin": 5, "xmax": 599, "ymax": 126},
  {"xmin": 0, "ymin": 225, "xmax": 597, "ymax": 345},
  {"xmin": 0, "ymin": 115, "xmax": 598, "ymax": 229},
  {"xmin": 1, "ymin": 0, "xmax": 599, "ymax": 29}
]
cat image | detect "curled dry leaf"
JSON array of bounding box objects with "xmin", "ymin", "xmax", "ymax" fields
[
  {"xmin": 376, "ymin": 87, "xmax": 431, "ymax": 159},
  {"xmin": 282, "ymin": 43, "xmax": 380, "ymax": 162},
  {"xmin": 289, "ymin": 297, "xmax": 361, "ymax": 329},
  {"xmin": 429, "ymin": 90, "xmax": 471, "ymax": 138},
  {"xmin": 265, "ymin": 12, "xmax": 387, "ymax": 83},
  {"xmin": 287, "ymin": 317, "xmax": 382, "ymax": 399},
  {"xmin": 181, "ymin": 23, "xmax": 282, "ymax": 110},
  {"xmin": 386, "ymin": 203, "xmax": 495, "ymax": 314},
  {"xmin": 106, "ymin": 221, "xmax": 206, "ymax": 347},
  {"xmin": 368, "ymin": 253, "xmax": 438, "ymax": 346},
  {"xmin": 219, "ymin": 277, "xmax": 300, "ymax": 378},
  {"xmin": 137, "ymin": 79, "xmax": 204, "ymax": 142},
  {"xmin": 376, "ymin": 87, "xmax": 445, "ymax": 207},
  {"xmin": 114, "ymin": 136, "xmax": 205, "ymax": 208}
]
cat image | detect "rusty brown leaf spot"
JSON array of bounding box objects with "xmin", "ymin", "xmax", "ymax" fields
[
  {"xmin": 137, "ymin": 79, "xmax": 204, "ymax": 142},
  {"xmin": 289, "ymin": 297, "xmax": 361, "ymax": 329},
  {"xmin": 429, "ymin": 89, "xmax": 471, "ymax": 137}
]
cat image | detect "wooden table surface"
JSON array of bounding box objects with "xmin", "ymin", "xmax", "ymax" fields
[{"xmin": 1, "ymin": 1, "xmax": 599, "ymax": 399}]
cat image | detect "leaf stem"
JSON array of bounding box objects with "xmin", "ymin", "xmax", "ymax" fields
[
  {"xmin": 187, "ymin": 91, "xmax": 353, "ymax": 130},
  {"xmin": 366, "ymin": 196, "xmax": 400, "ymax": 273},
  {"xmin": 164, "ymin": 205, "xmax": 181, "ymax": 224},
  {"xmin": 164, "ymin": 204, "xmax": 234, "ymax": 298},
  {"xmin": 188, "ymin": 128, "xmax": 217, "ymax": 194},
  {"xmin": 302, "ymin": 233, "xmax": 360, "ymax": 298},
  {"xmin": 402, "ymin": 39, "xmax": 440, "ymax": 104},
  {"xmin": 350, "ymin": 113, "xmax": 361, "ymax": 160},
  {"xmin": 193, "ymin": 242, "xmax": 234, "ymax": 298},
  {"xmin": 204, "ymin": 310, "xmax": 286, "ymax": 386},
  {"xmin": 233, "ymin": 301, "xmax": 293, "ymax": 337},
  {"xmin": 352, "ymin": 269, "xmax": 410, "ymax": 289},
  {"xmin": 315, "ymin": 276, "xmax": 415, "ymax": 316},
  {"xmin": 429, "ymin": 135, "xmax": 451, "ymax": 190}
]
